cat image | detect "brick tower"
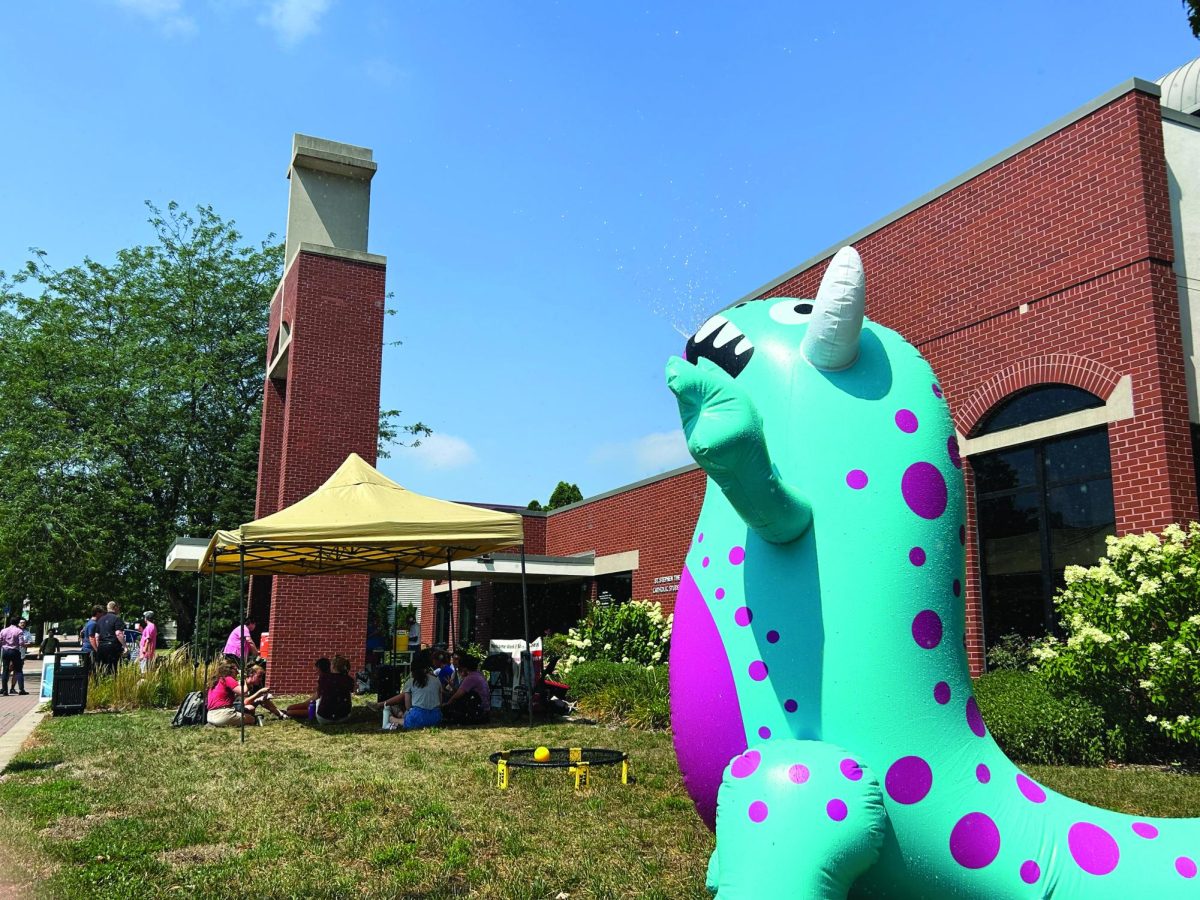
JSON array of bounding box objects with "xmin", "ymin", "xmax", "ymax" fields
[{"xmin": 254, "ymin": 135, "xmax": 386, "ymax": 691}]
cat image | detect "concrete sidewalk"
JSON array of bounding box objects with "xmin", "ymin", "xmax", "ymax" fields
[{"xmin": 0, "ymin": 656, "xmax": 50, "ymax": 770}]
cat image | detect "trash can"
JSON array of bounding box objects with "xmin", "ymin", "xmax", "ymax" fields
[{"xmin": 51, "ymin": 652, "xmax": 88, "ymax": 717}]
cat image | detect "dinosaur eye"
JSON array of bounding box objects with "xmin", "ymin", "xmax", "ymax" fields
[{"xmin": 769, "ymin": 300, "xmax": 814, "ymax": 324}]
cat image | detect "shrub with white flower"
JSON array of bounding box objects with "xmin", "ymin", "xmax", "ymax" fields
[
  {"xmin": 557, "ymin": 599, "xmax": 673, "ymax": 675},
  {"xmin": 1032, "ymin": 522, "xmax": 1200, "ymax": 750}
]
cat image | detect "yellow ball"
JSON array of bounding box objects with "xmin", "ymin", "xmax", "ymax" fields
[{"xmin": 533, "ymin": 746, "xmax": 550, "ymax": 762}]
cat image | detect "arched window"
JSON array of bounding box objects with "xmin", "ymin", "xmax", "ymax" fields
[{"xmin": 972, "ymin": 385, "xmax": 1114, "ymax": 658}]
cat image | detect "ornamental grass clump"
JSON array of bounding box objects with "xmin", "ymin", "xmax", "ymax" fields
[
  {"xmin": 1031, "ymin": 523, "xmax": 1200, "ymax": 758},
  {"xmin": 86, "ymin": 646, "xmax": 206, "ymax": 710},
  {"xmin": 557, "ymin": 599, "xmax": 672, "ymax": 674}
]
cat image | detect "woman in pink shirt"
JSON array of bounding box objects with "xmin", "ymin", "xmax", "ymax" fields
[
  {"xmin": 223, "ymin": 618, "xmax": 258, "ymax": 661},
  {"xmin": 139, "ymin": 611, "xmax": 158, "ymax": 672},
  {"xmin": 205, "ymin": 660, "xmax": 255, "ymax": 728}
]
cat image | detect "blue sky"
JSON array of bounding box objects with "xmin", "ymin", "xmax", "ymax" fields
[{"xmin": 2, "ymin": 2, "xmax": 1197, "ymax": 507}]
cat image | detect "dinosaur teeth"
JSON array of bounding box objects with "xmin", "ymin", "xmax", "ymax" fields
[
  {"xmin": 685, "ymin": 314, "xmax": 755, "ymax": 378},
  {"xmin": 694, "ymin": 314, "xmax": 727, "ymax": 343}
]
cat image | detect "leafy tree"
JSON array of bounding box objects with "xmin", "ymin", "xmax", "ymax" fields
[
  {"xmin": 1187, "ymin": 0, "xmax": 1200, "ymax": 37},
  {"xmin": 546, "ymin": 481, "xmax": 583, "ymax": 510},
  {"xmin": 0, "ymin": 203, "xmax": 424, "ymax": 639},
  {"xmin": 527, "ymin": 499, "xmax": 544, "ymax": 511}
]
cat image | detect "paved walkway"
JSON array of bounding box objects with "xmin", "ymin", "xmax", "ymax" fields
[{"xmin": 0, "ymin": 656, "xmax": 50, "ymax": 770}]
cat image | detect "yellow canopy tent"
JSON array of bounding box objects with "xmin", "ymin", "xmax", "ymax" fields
[
  {"xmin": 200, "ymin": 452, "xmax": 524, "ymax": 576},
  {"xmin": 198, "ymin": 453, "xmax": 534, "ymax": 737}
]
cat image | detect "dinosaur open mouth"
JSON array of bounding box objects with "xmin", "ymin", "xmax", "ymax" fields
[{"xmin": 685, "ymin": 314, "xmax": 755, "ymax": 378}]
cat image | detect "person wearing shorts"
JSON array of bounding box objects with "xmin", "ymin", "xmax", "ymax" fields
[{"xmin": 206, "ymin": 660, "xmax": 255, "ymax": 728}]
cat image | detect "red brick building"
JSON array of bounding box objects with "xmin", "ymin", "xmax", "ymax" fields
[
  {"xmin": 422, "ymin": 60, "xmax": 1200, "ymax": 675},
  {"xmin": 252, "ymin": 136, "xmax": 386, "ymax": 690}
]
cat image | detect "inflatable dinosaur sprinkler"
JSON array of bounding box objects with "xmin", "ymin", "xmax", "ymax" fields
[{"xmin": 666, "ymin": 246, "xmax": 1200, "ymax": 898}]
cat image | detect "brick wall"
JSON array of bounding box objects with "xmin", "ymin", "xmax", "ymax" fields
[
  {"xmin": 754, "ymin": 88, "xmax": 1192, "ymax": 673},
  {"xmin": 258, "ymin": 250, "xmax": 386, "ymax": 691}
]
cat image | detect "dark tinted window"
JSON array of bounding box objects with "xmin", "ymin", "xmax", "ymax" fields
[
  {"xmin": 977, "ymin": 385, "xmax": 1103, "ymax": 435},
  {"xmin": 975, "ymin": 427, "xmax": 1113, "ymax": 657}
]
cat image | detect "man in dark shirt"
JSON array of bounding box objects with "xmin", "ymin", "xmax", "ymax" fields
[
  {"xmin": 91, "ymin": 602, "xmax": 126, "ymax": 674},
  {"xmin": 80, "ymin": 606, "xmax": 103, "ymax": 672}
]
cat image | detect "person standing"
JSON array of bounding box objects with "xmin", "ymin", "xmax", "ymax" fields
[
  {"xmin": 0, "ymin": 617, "xmax": 28, "ymax": 695},
  {"xmin": 223, "ymin": 618, "xmax": 258, "ymax": 662},
  {"xmin": 80, "ymin": 606, "xmax": 103, "ymax": 673},
  {"xmin": 139, "ymin": 611, "xmax": 158, "ymax": 672},
  {"xmin": 39, "ymin": 629, "xmax": 61, "ymax": 658},
  {"xmin": 407, "ymin": 613, "xmax": 421, "ymax": 651},
  {"xmin": 91, "ymin": 602, "xmax": 126, "ymax": 674}
]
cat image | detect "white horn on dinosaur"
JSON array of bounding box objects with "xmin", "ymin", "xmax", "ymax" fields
[{"xmin": 801, "ymin": 246, "xmax": 865, "ymax": 371}]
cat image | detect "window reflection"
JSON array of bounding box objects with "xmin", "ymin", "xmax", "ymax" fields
[{"xmin": 975, "ymin": 424, "xmax": 1113, "ymax": 655}]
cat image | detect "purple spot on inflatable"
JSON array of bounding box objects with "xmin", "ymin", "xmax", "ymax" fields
[
  {"xmin": 885, "ymin": 756, "xmax": 932, "ymax": 804},
  {"xmin": 758, "ymin": 726, "xmax": 771, "ymax": 740},
  {"xmin": 701, "ymin": 556, "xmax": 710, "ymax": 568},
  {"xmin": 784, "ymin": 698, "xmax": 798, "ymax": 713},
  {"xmin": 934, "ymin": 681, "xmax": 951, "ymax": 704},
  {"xmin": 1016, "ymin": 774, "xmax": 1046, "ymax": 803},
  {"xmin": 976, "ymin": 764, "xmax": 990, "ymax": 784},
  {"xmin": 827, "ymin": 799, "xmax": 848, "ymax": 822},
  {"xmin": 1020, "ymin": 860, "xmax": 1040, "ymax": 884},
  {"xmin": 959, "ymin": 524, "xmax": 966, "ymax": 545},
  {"xmin": 840, "ymin": 758, "xmax": 863, "ymax": 781},
  {"xmin": 734, "ymin": 607, "xmax": 753, "ymax": 627},
  {"xmin": 729, "ymin": 546, "xmax": 745, "ymax": 566},
  {"xmin": 953, "ymin": 579, "xmax": 961, "ymax": 597},
  {"xmin": 715, "ymin": 587, "xmax": 726, "ymax": 600},
  {"xmin": 1132, "ymin": 822, "xmax": 1158, "ymax": 839},
  {"xmin": 932, "ymin": 383, "xmax": 944, "ymax": 399},
  {"xmin": 748, "ymin": 660, "xmax": 768, "ymax": 681},
  {"xmin": 788, "ymin": 764, "xmax": 810, "ymax": 784},
  {"xmin": 896, "ymin": 409, "xmax": 918, "ymax": 433},
  {"xmin": 949, "ymin": 812, "xmax": 1000, "ymax": 869},
  {"xmin": 902, "ymin": 462, "xmax": 948, "ymax": 520},
  {"xmin": 909, "ymin": 547, "xmax": 926, "ymax": 566},
  {"xmin": 766, "ymin": 630, "xmax": 779, "ymax": 644},
  {"xmin": 730, "ymin": 750, "xmax": 761, "ymax": 779},
  {"xmin": 912, "ymin": 610, "xmax": 943, "ymax": 649},
  {"xmin": 966, "ymin": 697, "xmax": 986, "ymax": 737},
  {"xmin": 847, "ymin": 469, "xmax": 868, "ymax": 490},
  {"xmin": 948, "ymin": 435, "xmax": 962, "ymax": 469},
  {"xmin": 1177, "ymin": 857, "xmax": 1197, "ymax": 879},
  {"xmin": 1068, "ymin": 822, "xmax": 1119, "ymax": 876},
  {"xmin": 697, "ymin": 532, "xmax": 703, "ymax": 543},
  {"xmin": 748, "ymin": 801, "xmax": 768, "ymax": 823}
]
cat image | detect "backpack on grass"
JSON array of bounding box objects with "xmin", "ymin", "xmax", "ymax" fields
[{"xmin": 172, "ymin": 690, "xmax": 207, "ymax": 727}]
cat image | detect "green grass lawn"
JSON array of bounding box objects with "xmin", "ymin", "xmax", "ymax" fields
[
  {"xmin": 0, "ymin": 709, "xmax": 712, "ymax": 899},
  {"xmin": 4, "ymin": 709, "xmax": 1200, "ymax": 899}
]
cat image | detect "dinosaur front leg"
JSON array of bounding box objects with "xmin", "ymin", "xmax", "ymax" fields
[
  {"xmin": 713, "ymin": 739, "xmax": 886, "ymax": 899},
  {"xmin": 667, "ymin": 357, "xmax": 811, "ymax": 544}
]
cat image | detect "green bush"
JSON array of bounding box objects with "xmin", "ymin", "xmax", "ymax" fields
[
  {"xmin": 1032, "ymin": 523, "xmax": 1200, "ymax": 758},
  {"xmin": 985, "ymin": 633, "xmax": 1035, "ymax": 671},
  {"xmin": 559, "ymin": 599, "xmax": 671, "ymax": 674},
  {"xmin": 974, "ymin": 669, "xmax": 1122, "ymax": 765},
  {"xmin": 567, "ymin": 660, "xmax": 670, "ymax": 730}
]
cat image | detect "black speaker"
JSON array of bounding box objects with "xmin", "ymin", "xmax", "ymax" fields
[{"xmin": 375, "ymin": 664, "xmax": 402, "ymax": 703}]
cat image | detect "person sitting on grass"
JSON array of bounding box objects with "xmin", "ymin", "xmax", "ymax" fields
[
  {"xmin": 244, "ymin": 663, "xmax": 288, "ymax": 721},
  {"xmin": 206, "ymin": 660, "xmax": 256, "ymax": 728},
  {"xmin": 370, "ymin": 648, "xmax": 442, "ymax": 730},
  {"xmin": 283, "ymin": 656, "xmax": 331, "ymax": 720},
  {"xmin": 313, "ymin": 654, "xmax": 355, "ymax": 725},
  {"xmin": 441, "ymin": 652, "xmax": 490, "ymax": 725}
]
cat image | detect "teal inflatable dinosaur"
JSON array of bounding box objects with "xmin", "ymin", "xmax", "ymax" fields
[{"xmin": 666, "ymin": 247, "xmax": 1199, "ymax": 898}]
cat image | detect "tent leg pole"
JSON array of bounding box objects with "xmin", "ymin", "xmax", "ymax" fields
[
  {"xmin": 193, "ymin": 573, "xmax": 201, "ymax": 687},
  {"xmin": 239, "ymin": 546, "xmax": 246, "ymax": 746},
  {"xmin": 393, "ymin": 560, "xmax": 400, "ymax": 663},
  {"xmin": 521, "ymin": 545, "xmax": 532, "ymax": 727},
  {"xmin": 204, "ymin": 565, "xmax": 215, "ymax": 692},
  {"xmin": 445, "ymin": 553, "xmax": 455, "ymax": 652}
]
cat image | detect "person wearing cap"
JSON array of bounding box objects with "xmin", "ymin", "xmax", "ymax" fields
[{"xmin": 139, "ymin": 611, "xmax": 158, "ymax": 672}]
